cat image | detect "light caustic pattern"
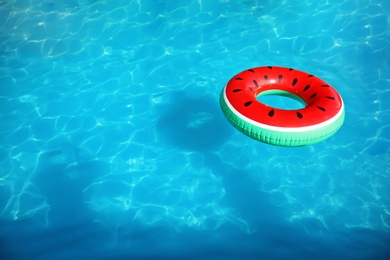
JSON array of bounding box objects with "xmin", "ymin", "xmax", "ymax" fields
[{"xmin": 0, "ymin": 0, "xmax": 389, "ymax": 236}]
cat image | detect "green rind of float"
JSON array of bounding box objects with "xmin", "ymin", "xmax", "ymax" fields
[{"xmin": 220, "ymin": 92, "xmax": 345, "ymax": 147}]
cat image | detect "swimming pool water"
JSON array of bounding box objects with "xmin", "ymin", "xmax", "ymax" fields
[{"xmin": 1, "ymin": 0, "xmax": 389, "ymax": 259}]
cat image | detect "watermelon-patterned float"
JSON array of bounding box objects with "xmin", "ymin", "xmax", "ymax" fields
[{"xmin": 220, "ymin": 66, "xmax": 345, "ymax": 147}]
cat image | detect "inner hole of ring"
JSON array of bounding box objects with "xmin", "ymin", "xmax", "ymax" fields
[{"xmin": 256, "ymin": 90, "xmax": 306, "ymax": 110}]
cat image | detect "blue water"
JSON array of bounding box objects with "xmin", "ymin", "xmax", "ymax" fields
[{"xmin": 1, "ymin": 0, "xmax": 389, "ymax": 259}]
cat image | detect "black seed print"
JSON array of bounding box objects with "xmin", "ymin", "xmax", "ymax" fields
[
  {"xmin": 289, "ymin": 68, "xmax": 294, "ymax": 71},
  {"xmin": 322, "ymin": 85, "xmax": 330, "ymax": 87},
  {"xmin": 248, "ymin": 69, "xmax": 255, "ymax": 73},
  {"xmin": 244, "ymin": 101, "xmax": 253, "ymax": 107},
  {"xmin": 325, "ymin": 96, "xmax": 335, "ymax": 100},
  {"xmin": 310, "ymin": 93, "xmax": 317, "ymax": 99},
  {"xmin": 303, "ymin": 85, "xmax": 310, "ymax": 92},
  {"xmin": 297, "ymin": 112, "xmax": 303, "ymax": 118},
  {"xmin": 278, "ymin": 75, "xmax": 283, "ymax": 83},
  {"xmin": 292, "ymin": 78, "xmax": 298, "ymax": 86},
  {"xmin": 268, "ymin": 109, "xmax": 275, "ymax": 117},
  {"xmin": 317, "ymin": 106, "xmax": 326, "ymax": 111},
  {"xmin": 264, "ymin": 75, "xmax": 269, "ymax": 82},
  {"xmin": 233, "ymin": 89, "xmax": 242, "ymax": 92},
  {"xmin": 267, "ymin": 66, "xmax": 273, "ymax": 69},
  {"xmin": 308, "ymin": 75, "xmax": 314, "ymax": 77},
  {"xmin": 253, "ymin": 80, "xmax": 259, "ymax": 88},
  {"xmin": 235, "ymin": 77, "xmax": 244, "ymax": 80}
]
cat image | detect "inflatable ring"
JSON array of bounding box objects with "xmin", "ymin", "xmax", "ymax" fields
[{"xmin": 220, "ymin": 66, "xmax": 345, "ymax": 147}]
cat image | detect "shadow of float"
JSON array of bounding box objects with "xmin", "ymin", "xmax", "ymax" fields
[{"xmin": 156, "ymin": 91, "xmax": 232, "ymax": 152}]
